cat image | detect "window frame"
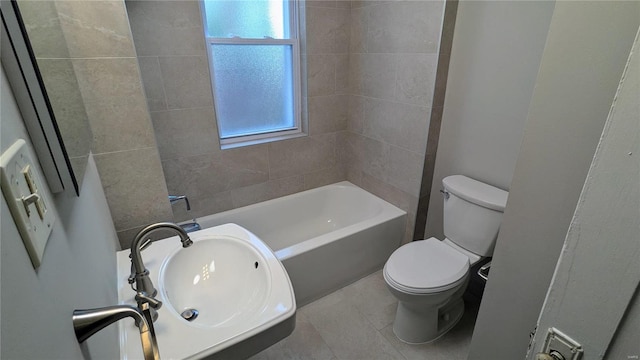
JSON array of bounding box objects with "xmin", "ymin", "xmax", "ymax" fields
[{"xmin": 200, "ymin": 0, "xmax": 304, "ymax": 149}]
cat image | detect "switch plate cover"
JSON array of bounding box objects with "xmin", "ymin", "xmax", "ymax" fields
[
  {"xmin": 0, "ymin": 139, "xmax": 55, "ymax": 268},
  {"xmin": 542, "ymin": 327, "xmax": 583, "ymax": 360}
]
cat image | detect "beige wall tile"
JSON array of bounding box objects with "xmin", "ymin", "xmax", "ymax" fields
[
  {"xmin": 268, "ymin": 134, "xmax": 337, "ymax": 179},
  {"xmin": 56, "ymin": 0, "xmax": 136, "ymax": 58},
  {"xmin": 362, "ymin": 54, "xmax": 397, "ymax": 100},
  {"xmin": 306, "ymin": 0, "xmax": 338, "ymax": 9},
  {"xmin": 339, "ymin": 131, "xmax": 364, "ymax": 173},
  {"xmin": 349, "ymin": 53, "xmax": 364, "ymax": 95},
  {"xmin": 126, "ymin": 0, "xmax": 206, "ymax": 57},
  {"xmin": 387, "ymin": 145, "xmax": 424, "ymax": 196},
  {"xmin": 348, "ymin": 95, "xmax": 365, "ymax": 134},
  {"xmin": 335, "ymin": 53, "xmax": 350, "ymax": 95},
  {"xmin": 306, "ymin": 6, "xmax": 350, "ymax": 54},
  {"xmin": 309, "ymin": 95, "xmax": 348, "ymax": 135},
  {"xmin": 349, "ymin": 6, "xmax": 369, "ymax": 54},
  {"xmin": 341, "ymin": 132, "xmax": 390, "ymax": 182},
  {"xmin": 72, "ymin": 58, "xmax": 156, "ymax": 153},
  {"xmin": 351, "ymin": 53, "xmax": 400, "ymax": 99},
  {"xmin": 367, "ymin": 1, "xmax": 444, "ymax": 54},
  {"xmin": 396, "ymin": 54, "xmax": 438, "ymax": 106},
  {"xmin": 351, "ymin": 0, "xmax": 379, "ymax": 9},
  {"xmin": 231, "ymin": 176, "xmax": 305, "ymax": 208},
  {"xmin": 85, "ymin": 98, "xmax": 156, "ymax": 154},
  {"xmin": 138, "ymin": 57, "xmax": 167, "ymax": 112},
  {"xmin": 336, "ymin": 0, "xmax": 351, "ymax": 9},
  {"xmin": 303, "ymin": 163, "xmax": 347, "ymax": 190},
  {"xmin": 151, "ymin": 107, "xmax": 219, "ymax": 160},
  {"xmin": 18, "ymin": 1, "xmax": 70, "ymax": 59},
  {"xmin": 333, "ymin": 6, "xmax": 350, "ymax": 54},
  {"xmin": 307, "ymin": 54, "xmax": 337, "ymax": 96},
  {"xmin": 72, "ymin": 57, "xmax": 144, "ymax": 102},
  {"xmin": 361, "ymin": 136, "xmax": 391, "ymax": 183},
  {"xmin": 37, "ymin": 59, "xmax": 92, "ymax": 159},
  {"xmin": 363, "ymin": 98, "xmax": 430, "ymax": 154},
  {"xmin": 162, "ymin": 145, "xmax": 270, "ymax": 199},
  {"xmin": 158, "ymin": 56, "xmax": 214, "ymax": 109},
  {"xmin": 94, "ymin": 148, "xmax": 173, "ymax": 232}
]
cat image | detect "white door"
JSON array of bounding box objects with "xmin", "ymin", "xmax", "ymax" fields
[{"xmin": 526, "ymin": 30, "xmax": 640, "ymax": 360}]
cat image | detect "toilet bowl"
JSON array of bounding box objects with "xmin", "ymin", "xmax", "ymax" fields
[
  {"xmin": 384, "ymin": 175, "xmax": 508, "ymax": 343},
  {"xmin": 384, "ymin": 238, "xmax": 477, "ymax": 343}
]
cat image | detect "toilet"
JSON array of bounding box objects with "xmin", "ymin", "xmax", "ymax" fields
[{"xmin": 383, "ymin": 175, "xmax": 508, "ymax": 344}]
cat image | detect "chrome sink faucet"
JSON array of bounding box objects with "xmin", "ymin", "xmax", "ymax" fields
[
  {"xmin": 129, "ymin": 222, "xmax": 193, "ymax": 298},
  {"xmin": 73, "ymin": 305, "xmax": 160, "ymax": 360},
  {"xmin": 72, "ymin": 223, "xmax": 193, "ymax": 360}
]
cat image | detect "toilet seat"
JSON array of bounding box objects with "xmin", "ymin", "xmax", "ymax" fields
[{"xmin": 384, "ymin": 238, "xmax": 469, "ymax": 294}]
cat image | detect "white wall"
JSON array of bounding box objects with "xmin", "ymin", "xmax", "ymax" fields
[
  {"xmin": 606, "ymin": 288, "xmax": 640, "ymax": 358},
  {"xmin": 424, "ymin": 0, "xmax": 555, "ymax": 239},
  {"xmin": 529, "ymin": 29, "xmax": 639, "ymax": 360},
  {"xmin": 1, "ymin": 66, "xmax": 120, "ymax": 359},
  {"xmin": 468, "ymin": 2, "xmax": 640, "ymax": 359}
]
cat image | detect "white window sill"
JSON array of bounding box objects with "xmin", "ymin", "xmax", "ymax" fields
[{"xmin": 220, "ymin": 131, "xmax": 308, "ymax": 150}]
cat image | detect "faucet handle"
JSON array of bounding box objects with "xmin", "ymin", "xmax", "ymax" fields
[{"xmin": 136, "ymin": 291, "xmax": 162, "ymax": 310}]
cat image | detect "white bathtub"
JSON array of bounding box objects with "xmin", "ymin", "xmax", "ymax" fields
[{"xmin": 194, "ymin": 181, "xmax": 407, "ymax": 305}]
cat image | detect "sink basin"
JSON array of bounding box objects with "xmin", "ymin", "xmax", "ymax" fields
[
  {"xmin": 116, "ymin": 223, "xmax": 296, "ymax": 360},
  {"xmin": 160, "ymin": 237, "xmax": 270, "ymax": 328}
]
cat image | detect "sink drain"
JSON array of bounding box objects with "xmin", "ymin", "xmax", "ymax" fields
[{"xmin": 181, "ymin": 308, "xmax": 199, "ymax": 322}]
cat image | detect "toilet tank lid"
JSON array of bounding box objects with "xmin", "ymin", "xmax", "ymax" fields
[{"xmin": 442, "ymin": 175, "xmax": 508, "ymax": 211}]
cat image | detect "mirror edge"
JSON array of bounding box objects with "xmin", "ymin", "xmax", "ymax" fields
[{"xmin": 1, "ymin": 0, "xmax": 79, "ymax": 195}]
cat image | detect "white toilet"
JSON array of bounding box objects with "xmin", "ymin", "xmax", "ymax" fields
[{"xmin": 383, "ymin": 175, "xmax": 508, "ymax": 344}]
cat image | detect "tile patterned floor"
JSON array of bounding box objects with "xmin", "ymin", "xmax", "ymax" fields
[{"xmin": 250, "ymin": 270, "xmax": 479, "ymax": 360}]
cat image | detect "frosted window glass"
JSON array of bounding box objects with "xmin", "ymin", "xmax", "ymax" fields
[
  {"xmin": 212, "ymin": 44, "xmax": 295, "ymax": 138},
  {"xmin": 204, "ymin": 0, "xmax": 288, "ymax": 39}
]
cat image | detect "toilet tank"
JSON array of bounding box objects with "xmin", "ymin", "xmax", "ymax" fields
[{"xmin": 442, "ymin": 175, "xmax": 509, "ymax": 257}]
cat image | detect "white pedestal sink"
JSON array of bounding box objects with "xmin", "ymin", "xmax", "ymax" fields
[{"xmin": 116, "ymin": 223, "xmax": 296, "ymax": 359}]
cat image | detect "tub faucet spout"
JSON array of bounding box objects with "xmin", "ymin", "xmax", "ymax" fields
[
  {"xmin": 169, "ymin": 195, "xmax": 191, "ymax": 211},
  {"xmin": 130, "ymin": 222, "xmax": 193, "ymax": 298}
]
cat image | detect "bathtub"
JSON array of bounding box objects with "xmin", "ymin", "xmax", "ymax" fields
[{"xmin": 193, "ymin": 181, "xmax": 407, "ymax": 306}]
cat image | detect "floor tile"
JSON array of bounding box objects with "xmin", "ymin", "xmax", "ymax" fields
[
  {"xmin": 341, "ymin": 271, "xmax": 398, "ymax": 330},
  {"xmin": 251, "ymin": 270, "xmax": 479, "ymax": 360},
  {"xmin": 302, "ymin": 288, "xmax": 404, "ymax": 359},
  {"xmin": 249, "ymin": 312, "xmax": 336, "ymax": 360}
]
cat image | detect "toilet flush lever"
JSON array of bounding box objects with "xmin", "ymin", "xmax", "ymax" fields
[{"xmin": 440, "ymin": 189, "xmax": 450, "ymax": 200}]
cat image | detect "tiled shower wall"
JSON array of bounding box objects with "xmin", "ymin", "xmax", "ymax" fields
[
  {"xmin": 124, "ymin": 0, "xmax": 448, "ymax": 246},
  {"xmin": 125, "ymin": 0, "xmax": 350, "ymax": 224},
  {"xmin": 343, "ymin": 0, "xmax": 445, "ymax": 244}
]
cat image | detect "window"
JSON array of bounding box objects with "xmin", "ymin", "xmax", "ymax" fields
[{"xmin": 201, "ymin": 0, "xmax": 303, "ymax": 148}]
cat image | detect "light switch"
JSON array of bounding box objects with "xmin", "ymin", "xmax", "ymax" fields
[{"xmin": 0, "ymin": 139, "xmax": 55, "ymax": 268}]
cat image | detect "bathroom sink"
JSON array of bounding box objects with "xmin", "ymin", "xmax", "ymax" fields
[
  {"xmin": 116, "ymin": 224, "xmax": 296, "ymax": 360},
  {"xmin": 160, "ymin": 237, "xmax": 270, "ymax": 328}
]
